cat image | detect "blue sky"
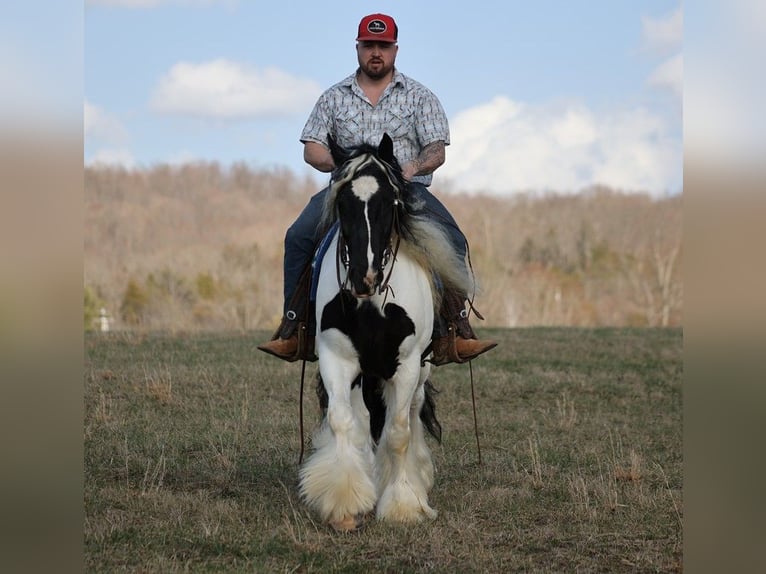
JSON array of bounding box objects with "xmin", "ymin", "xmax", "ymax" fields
[{"xmin": 83, "ymin": 1, "xmax": 683, "ymax": 196}]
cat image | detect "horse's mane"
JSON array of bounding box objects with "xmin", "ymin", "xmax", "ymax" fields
[{"xmin": 320, "ymin": 143, "xmax": 474, "ymax": 308}]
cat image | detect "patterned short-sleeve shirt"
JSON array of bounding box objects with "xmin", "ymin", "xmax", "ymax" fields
[{"xmin": 300, "ymin": 69, "xmax": 450, "ymax": 186}]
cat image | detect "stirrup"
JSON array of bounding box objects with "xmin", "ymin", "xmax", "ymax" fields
[
  {"xmin": 429, "ymin": 325, "xmax": 462, "ymax": 366},
  {"xmin": 429, "ymin": 324, "xmax": 497, "ymax": 366}
]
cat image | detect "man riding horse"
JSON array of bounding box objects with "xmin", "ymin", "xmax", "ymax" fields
[{"xmin": 258, "ymin": 13, "xmax": 496, "ymax": 365}]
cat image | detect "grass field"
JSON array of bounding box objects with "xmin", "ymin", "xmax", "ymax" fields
[{"xmin": 84, "ymin": 327, "xmax": 682, "ymax": 573}]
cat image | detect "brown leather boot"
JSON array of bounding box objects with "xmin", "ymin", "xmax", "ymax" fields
[
  {"xmin": 257, "ymin": 264, "xmax": 317, "ymax": 362},
  {"xmin": 430, "ymin": 291, "xmax": 497, "ymax": 366},
  {"xmin": 258, "ymin": 335, "xmax": 300, "ymax": 361},
  {"xmin": 257, "ymin": 312, "xmax": 316, "ymax": 362}
]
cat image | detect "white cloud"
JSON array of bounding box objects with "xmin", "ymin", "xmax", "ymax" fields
[
  {"xmin": 165, "ymin": 150, "xmax": 203, "ymax": 165},
  {"xmin": 84, "ymin": 101, "xmax": 135, "ymax": 169},
  {"xmin": 439, "ymin": 96, "xmax": 681, "ymax": 196},
  {"xmin": 642, "ymin": 6, "xmax": 683, "ymax": 53},
  {"xmin": 150, "ymin": 59, "xmax": 321, "ymax": 120},
  {"xmin": 84, "ymin": 100, "xmax": 128, "ymax": 144},
  {"xmin": 648, "ymin": 53, "xmax": 683, "ymax": 98},
  {"xmin": 87, "ymin": 148, "xmax": 137, "ymax": 169}
]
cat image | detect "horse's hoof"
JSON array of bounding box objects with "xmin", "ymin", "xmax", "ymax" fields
[{"xmin": 329, "ymin": 513, "xmax": 365, "ymax": 533}]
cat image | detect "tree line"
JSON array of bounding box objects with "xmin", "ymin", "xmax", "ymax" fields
[{"xmin": 84, "ymin": 162, "xmax": 681, "ymax": 332}]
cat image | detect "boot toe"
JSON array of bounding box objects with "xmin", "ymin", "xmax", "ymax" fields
[
  {"xmin": 455, "ymin": 338, "xmax": 497, "ymax": 362},
  {"xmin": 257, "ymin": 336, "xmax": 300, "ymax": 361}
]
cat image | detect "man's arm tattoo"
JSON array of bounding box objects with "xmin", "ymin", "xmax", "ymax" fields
[{"xmin": 409, "ymin": 141, "xmax": 446, "ymax": 176}]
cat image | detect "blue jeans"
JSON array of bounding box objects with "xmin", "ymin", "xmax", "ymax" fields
[{"xmin": 282, "ymin": 183, "xmax": 467, "ymax": 335}]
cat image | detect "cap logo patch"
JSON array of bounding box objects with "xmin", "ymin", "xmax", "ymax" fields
[{"xmin": 367, "ymin": 19, "xmax": 387, "ymax": 35}]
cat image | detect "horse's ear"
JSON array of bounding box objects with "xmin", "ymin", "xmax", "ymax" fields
[
  {"xmin": 327, "ymin": 134, "xmax": 346, "ymax": 167},
  {"xmin": 378, "ymin": 133, "xmax": 395, "ymax": 164}
]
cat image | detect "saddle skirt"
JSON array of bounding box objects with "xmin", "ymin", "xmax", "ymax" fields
[{"xmin": 310, "ymin": 221, "xmax": 340, "ymax": 303}]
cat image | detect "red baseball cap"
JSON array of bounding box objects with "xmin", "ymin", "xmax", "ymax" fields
[{"xmin": 356, "ymin": 13, "xmax": 398, "ymax": 43}]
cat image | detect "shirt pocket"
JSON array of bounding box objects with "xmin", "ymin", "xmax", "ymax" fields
[
  {"xmin": 333, "ymin": 108, "xmax": 361, "ymax": 148},
  {"xmin": 385, "ymin": 105, "xmax": 415, "ymax": 139}
]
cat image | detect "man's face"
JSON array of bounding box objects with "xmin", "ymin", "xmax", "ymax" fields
[{"xmin": 356, "ymin": 41, "xmax": 398, "ymax": 80}]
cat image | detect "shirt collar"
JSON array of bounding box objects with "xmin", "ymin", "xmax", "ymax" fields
[{"xmin": 345, "ymin": 68, "xmax": 406, "ymax": 90}]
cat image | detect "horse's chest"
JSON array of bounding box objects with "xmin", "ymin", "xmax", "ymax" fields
[{"xmin": 320, "ymin": 291, "xmax": 415, "ymax": 380}]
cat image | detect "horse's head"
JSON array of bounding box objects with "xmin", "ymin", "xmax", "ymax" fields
[{"xmin": 328, "ymin": 133, "xmax": 405, "ymax": 298}]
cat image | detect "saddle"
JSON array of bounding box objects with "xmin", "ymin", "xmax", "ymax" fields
[{"xmin": 264, "ymin": 223, "xmax": 339, "ymax": 363}]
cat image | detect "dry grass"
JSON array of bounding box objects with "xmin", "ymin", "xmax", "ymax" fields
[{"xmin": 85, "ymin": 327, "xmax": 682, "ymax": 572}]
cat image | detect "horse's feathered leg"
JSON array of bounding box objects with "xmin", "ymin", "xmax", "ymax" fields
[
  {"xmin": 409, "ymin": 366, "xmax": 436, "ymax": 493},
  {"xmin": 375, "ymin": 356, "xmax": 437, "ymax": 522},
  {"xmin": 298, "ymin": 334, "xmax": 376, "ymax": 530}
]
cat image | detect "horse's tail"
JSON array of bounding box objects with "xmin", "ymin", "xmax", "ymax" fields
[
  {"xmin": 420, "ymin": 379, "xmax": 442, "ymax": 443},
  {"xmin": 365, "ymin": 376, "xmax": 441, "ymax": 445},
  {"xmin": 361, "ymin": 375, "xmax": 386, "ymax": 445}
]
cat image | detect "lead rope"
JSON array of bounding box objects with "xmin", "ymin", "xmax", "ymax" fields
[
  {"xmin": 452, "ymin": 230, "xmax": 484, "ymax": 464},
  {"xmin": 299, "ymin": 358, "xmax": 306, "ymax": 464},
  {"xmin": 458, "ymin": 225, "xmax": 483, "ymax": 465},
  {"xmin": 469, "ymin": 360, "xmax": 482, "ymax": 465}
]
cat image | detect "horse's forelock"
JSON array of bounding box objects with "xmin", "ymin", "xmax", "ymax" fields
[{"xmin": 320, "ymin": 151, "xmax": 404, "ymax": 230}]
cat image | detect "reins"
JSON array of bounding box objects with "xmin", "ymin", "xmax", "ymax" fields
[
  {"xmin": 469, "ymin": 360, "xmax": 482, "ymax": 465},
  {"xmin": 298, "ymin": 358, "xmax": 307, "ymax": 464},
  {"xmin": 377, "ymin": 197, "xmax": 401, "ymax": 304},
  {"xmin": 335, "ymin": 233, "xmax": 348, "ymax": 292}
]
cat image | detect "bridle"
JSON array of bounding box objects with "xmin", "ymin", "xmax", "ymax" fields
[{"xmin": 334, "ymin": 176, "xmax": 403, "ymax": 303}]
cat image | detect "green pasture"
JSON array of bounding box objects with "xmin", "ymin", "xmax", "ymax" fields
[{"xmin": 85, "ymin": 328, "xmax": 682, "ymax": 572}]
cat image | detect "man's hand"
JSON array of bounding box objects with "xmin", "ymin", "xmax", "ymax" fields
[{"xmin": 401, "ymin": 162, "xmax": 418, "ymax": 181}]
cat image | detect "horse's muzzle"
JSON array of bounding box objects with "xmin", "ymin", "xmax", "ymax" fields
[{"xmin": 350, "ymin": 268, "xmax": 379, "ymax": 298}]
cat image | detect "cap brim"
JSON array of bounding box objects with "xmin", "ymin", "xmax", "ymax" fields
[{"xmin": 356, "ymin": 36, "xmax": 397, "ymax": 43}]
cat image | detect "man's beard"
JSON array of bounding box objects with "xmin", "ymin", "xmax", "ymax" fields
[{"xmin": 361, "ymin": 59, "xmax": 392, "ymax": 80}]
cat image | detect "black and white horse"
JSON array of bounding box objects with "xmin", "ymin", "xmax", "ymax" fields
[{"xmin": 298, "ymin": 134, "xmax": 471, "ymax": 531}]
